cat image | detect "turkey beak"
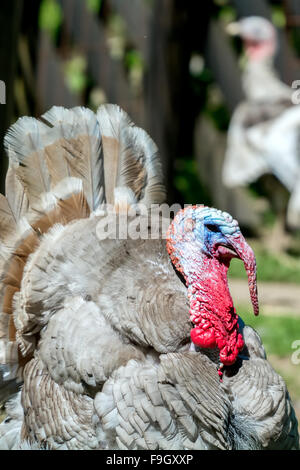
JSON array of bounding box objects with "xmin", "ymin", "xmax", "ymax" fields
[{"xmin": 228, "ymin": 233, "xmax": 259, "ymax": 316}]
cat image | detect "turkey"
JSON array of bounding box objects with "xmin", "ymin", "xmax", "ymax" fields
[
  {"xmin": 223, "ymin": 16, "xmax": 300, "ymax": 231},
  {"xmin": 0, "ymin": 104, "xmax": 298, "ymax": 450}
]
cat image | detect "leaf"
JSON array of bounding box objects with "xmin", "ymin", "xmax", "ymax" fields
[{"xmin": 39, "ymin": 0, "xmax": 63, "ymax": 39}]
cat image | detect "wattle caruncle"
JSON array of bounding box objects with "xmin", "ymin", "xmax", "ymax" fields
[{"xmin": 166, "ymin": 205, "xmax": 259, "ymax": 377}]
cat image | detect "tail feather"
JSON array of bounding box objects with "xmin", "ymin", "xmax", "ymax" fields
[
  {"xmin": 5, "ymin": 107, "xmax": 105, "ymax": 212},
  {"xmin": 41, "ymin": 106, "xmax": 105, "ymax": 211},
  {"xmin": 96, "ymin": 103, "xmax": 133, "ymax": 140},
  {"xmin": 5, "ymin": 167, "xmax": 29, "ymax": 226},
  {"xmin": 0, "ymin": 195, "xmax": 17, "ymax": 245},
  {"xmin": 97, "ymin": 104, "xmax": 133, "ymax": 205},
  {"xmin": 1, "ymin": 178, "xmax": 90, "ymax": 351},
  {"xmin": 4, "ymin": 118, "xmax": 52, "ymax": 206},
  {"xmin": 97, "ymin": 103, "xmax": 166, "ymax": 209},
  {"xmin": 0, "ymin": 103, "xmax": 166, "ymax": 399},
  {"xmin": 117, "ymin": 125, "xmax": 166, "ymax": 207}
]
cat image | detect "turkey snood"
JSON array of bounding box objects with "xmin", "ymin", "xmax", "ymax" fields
[{"xmin": 166, "ymin": 206, "xmax": 259, "ymax": 375}]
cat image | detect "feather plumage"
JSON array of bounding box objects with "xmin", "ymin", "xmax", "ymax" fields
[
  {"xmin": 97, "ymin": 104, "xmax": 166, "ymax": 208},
  {"xmin": 41, "ymin": 106, "xmax": 105, "ymax": 211},
  {"xmin": 0, "ymin": 104, "xmax": 298, "ymax": 451}
]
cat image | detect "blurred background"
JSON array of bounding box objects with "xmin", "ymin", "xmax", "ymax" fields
[{"xmin": 0, "ymin": 0, "xmax": 300, "ymax": 427}]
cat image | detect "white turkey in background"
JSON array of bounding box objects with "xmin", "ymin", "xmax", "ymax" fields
[{"xmin": 223, "ymin": 16, "xmax": 300, "ymax": 230}]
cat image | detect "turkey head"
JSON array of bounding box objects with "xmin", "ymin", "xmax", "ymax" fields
[
  {"xmin": 166, "ymin": 206, "xmax": 259, "ymax": 369},
  {"xmin": 226, "ymin": 16, "xmax": 277, "ymax": 62}
]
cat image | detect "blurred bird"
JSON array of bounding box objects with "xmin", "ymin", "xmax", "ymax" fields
[
  {"xmin": 223, "ymin": 16, "xmax": 300, "ymax": 234},
  {"xmin": 0, "ymin": 105, "xmax": 298, "ymax": 449}
]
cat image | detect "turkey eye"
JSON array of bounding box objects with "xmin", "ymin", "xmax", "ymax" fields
[{"xmin": 206, "ymin": 224, "xmax": 219, "ymax": 233}]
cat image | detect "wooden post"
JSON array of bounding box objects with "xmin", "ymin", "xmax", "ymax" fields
[
  {"xmin": 0, "ymin": 0, "xmax": 23, "ymax": 194},
  {"xmin": 144, "ymin": 0, "xmax": 192, "ymax": 202},
  {"xmin": 36, "ymin": 32, "xmax": 81, "ymax": 113},
  {"xmin": 204, "ymin": 20, "xmax": 245, "ymax": 113}
]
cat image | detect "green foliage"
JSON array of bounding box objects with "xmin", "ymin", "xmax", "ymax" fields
[
  {"xmin": 229, "ymin": 249, "xmax": 300, "ymax": 284},
  {"xmin": 239, "ymin": 306, "xmax": 300, "ymax": 357},
  {"xmin": 124, "ymin": 49, "xmax": 145, "ymax": 92},
  {"xmin": 205, "ymin": 102, "xmax": 231, "ymax": 132},
  {"xmin": 39, "ymin": 0, "xmax": 63, "ymax": 40},
  {"xmin": 286, "ymin": 235, "xmax": 300, "ymax": 258},
  {"xmin": 106, "ymin": 13, "xmax": 127, "ymax": 60},
  {"xmin": 125, "ymin": 49, "xmax": 144, "ymax": 71},
  {"xmin": 64, "ymin": 56, "xmax": 88, "ymax": 94},
  {"xmin": 271, "ymin": 6, "xmax": 286, "ymax": 29},
  {"xmin": 86, "ymin": 0, "xmax": 102, "ymax": 14},
  {"xmin": 217, "ymin": 4, "xmax": 237, "ymax": 23},
  {"xmin": 189, "ymin": 63, "xmax": 231, "ymax": 132},
  {"xmin": 261, "ymin": 209, "xmax": 276, "ymax": 228}
]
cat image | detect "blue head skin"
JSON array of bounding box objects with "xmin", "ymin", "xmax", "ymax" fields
[
  {"xmin": 202, "ymin": 215, "xmax": 241, "ymax": 259},
  {"xmin": 182, "ymin": 206, "xmax": 241, "ymax": 260}
]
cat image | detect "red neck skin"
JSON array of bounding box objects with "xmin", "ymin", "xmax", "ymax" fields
[{"xmin": 186, "ymin": 255, "xmax": 244, "ymax": 368}]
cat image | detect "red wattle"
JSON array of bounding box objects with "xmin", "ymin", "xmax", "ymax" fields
[
  {"xmin": 166, "ymin": 207, "xmax": 246, "ymax": 368},
  {"xmin": 187, "ymin": 263, "xmax": 244, "ymax": 366}
]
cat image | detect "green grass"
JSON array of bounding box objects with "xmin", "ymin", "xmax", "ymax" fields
[
  {"xmin": 239, "ymin": 306, "xmax": 300, "ymax": 415},
  {"xmin": 238, "ymin": 305, "xmax": 300, "ymax": 357},
  {"xmin": 229, "ymin": 249, "xmax": 300, "ymax": 284}
]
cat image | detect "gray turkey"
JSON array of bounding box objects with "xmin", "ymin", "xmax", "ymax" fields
[
  {"xmin": 0, "ymin": 104, "xmax": 298, "ymax": 450},
  {"xmin": 223, "ymin": 16, "xmax": 300, "ymax": 231}
]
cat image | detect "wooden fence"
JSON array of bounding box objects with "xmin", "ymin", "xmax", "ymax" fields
[
  {"xmin": 36, "ymin": 0, "xmax": 186, "ymax": 199},
  {"xmin": 1, "ymin": 0, "xmax": 300, "ymax": 214}
]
